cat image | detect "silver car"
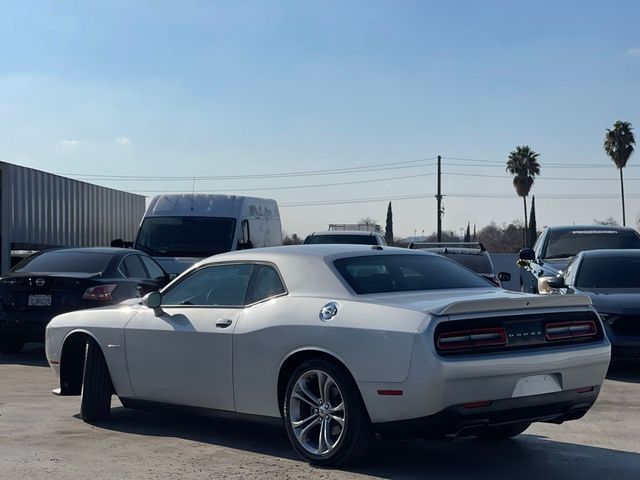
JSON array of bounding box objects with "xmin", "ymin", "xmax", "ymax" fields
[{"xmin": 45, "ymin": 245, "xmax": 610, "ymax": 466}]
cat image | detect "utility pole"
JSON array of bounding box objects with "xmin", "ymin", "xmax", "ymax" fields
[{"xmin": 436, "ymin": 155, "xmax": 442, "ymax": 242}]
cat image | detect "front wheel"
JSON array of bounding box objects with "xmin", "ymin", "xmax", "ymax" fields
[
  {"xmin": 283, "ymin": 359, "xmax": 373, "ymax": 466},
  {"xmin": 80, "ymin": 337, "xmax": 113, "ymax": 422}
]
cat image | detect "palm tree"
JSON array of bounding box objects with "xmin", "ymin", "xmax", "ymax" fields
[
  {"xmin": 506, "ymin": 145, "xmax": 541, "ymax": 247},
  {"xmin": 604, "ymin": 121, "xmax": 635, "ymax": 226}
]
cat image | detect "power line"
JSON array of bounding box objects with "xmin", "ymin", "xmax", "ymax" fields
[
  {"xmin": 128, "ymin": 171, "xmax": 437, "ymax": 193},
  {"xmin": 443, "ymin": 172, "xmax": 640, "ymax": 181},
  {"xmin": 280, "ymin": 192, "xmax": 640, "ymax": 207},
  {"xmin": 442, "ymin": 155, "xmax": 638, "ymax": 168},
  {"xmin": 57, "ymin": 156, "xmax": 438, "ymax": 181}
]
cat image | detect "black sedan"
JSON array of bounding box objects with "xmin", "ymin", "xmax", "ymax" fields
[
  {"xmin": 540, "ymin": 249, "xmax": 640, "ymax": 361},
  {"xmin": 0, "ymin": 247, "xmax": 169, "ymax": 354}
]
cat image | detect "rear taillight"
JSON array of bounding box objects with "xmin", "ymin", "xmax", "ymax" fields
[
  {"xmin": 545, "ymin": 321, "xmax": 597, "ymax": 341},
  {"xmin": 82, "ymin": 284, "xmax": 117, "ymax": 301},
  {"xmin": 437, "ymin": 327, "xmax": 506, "ymax": 351}
]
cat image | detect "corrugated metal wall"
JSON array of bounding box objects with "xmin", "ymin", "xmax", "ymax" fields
[{"xmin": 1, "ymin": 162, "xmax": 145, "ymax": 271}]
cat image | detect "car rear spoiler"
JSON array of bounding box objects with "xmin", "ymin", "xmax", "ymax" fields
[{"xmin": 436, "ymin": 294, "xmax": 593, "ymax": 316}]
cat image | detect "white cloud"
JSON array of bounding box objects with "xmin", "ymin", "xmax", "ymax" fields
[
  {"xmin": 114, "ymin": 136, "xmax": 131, "ymax": 145},
  {"xmin": 59, "ymin": 139, "xmax": 80, "ymax": 146},
  {"xmin": 628, "ymin": 48, "xmax": 640, "ymax": 56}
]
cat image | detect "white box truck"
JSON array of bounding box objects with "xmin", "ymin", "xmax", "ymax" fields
[{"xmin": 133, "ymin": 194, "xmax": 282, "ymax": 274}]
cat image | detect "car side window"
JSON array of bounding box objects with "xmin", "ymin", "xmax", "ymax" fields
[
  {"xmin": 161, "ymin": 264, "xmax": 254, "ymax": 307},
  {"xmin": 140, "ymin": 255, "xmax": 165, "ymax": 280},
  {"xmin": 246, "ymin": 265, "xmax": 286, "ymax": 304},
  {"xmin": 122, "ymin": 255, "xmax": 147, "ymax": 278}
]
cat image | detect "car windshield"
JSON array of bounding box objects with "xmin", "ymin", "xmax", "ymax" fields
[
  {"xmin": 576, "ymin": 256, "xmax": 640, "ymax": 289},
  {"xmin": 334, "ymin": 254, "xmax": 492, "ymax": 294},
  {"xmin": 545, "ymin": 230, "xmax": 640, "ymax": 259},
  {"xmin": 135, "ymin": 217, "xmax": 236, "ymax": 257},
  {"xmin": 305, "ymin": 235, "xmax": 378, "ymax": 245},
  {"xmin": 441, "ymin": 252, "xmax": 493, "ymax": 275},
  {"xmin": 12, "ymin": 251, "xmax": 112, "ymax": 273}
]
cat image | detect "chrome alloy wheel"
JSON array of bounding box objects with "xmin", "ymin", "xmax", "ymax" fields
[{"xmin": 288, "ymin": 369, "xmax": 346, "ymax": 456}]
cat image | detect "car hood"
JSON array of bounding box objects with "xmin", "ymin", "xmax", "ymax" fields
[
  {"xmin": 574, "ymin": 288, "xmax": 640, "ymax": 315},
  {"xmin": 361, "ymin": 287, "xmax": 592, "ymax": 316}
]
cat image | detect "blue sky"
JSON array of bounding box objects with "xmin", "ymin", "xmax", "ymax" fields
[{"xmin": 1, "ymin": 1, "xmax": 639, "ymax": 238}]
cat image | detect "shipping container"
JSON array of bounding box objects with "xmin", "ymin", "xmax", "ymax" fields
[{"xmin": 0, "ymin": 161, "xmax": 145, "ymax": 273}]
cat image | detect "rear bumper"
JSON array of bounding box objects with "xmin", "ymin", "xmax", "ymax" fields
[
  {"xmin": 0, "ymin": 311, "xmax": 55, "ymax": 342},
  {"xmin": 375, "ymin": 387, "xmax": 599, "ymax": 439}
]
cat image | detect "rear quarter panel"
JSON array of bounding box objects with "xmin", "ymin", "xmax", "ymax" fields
[{"xmin": 232, "ymin": 295, "xmax": 424, "ymax": 417}]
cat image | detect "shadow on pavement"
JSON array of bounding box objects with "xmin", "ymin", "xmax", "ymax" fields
[
  {"xmin": 95, "ymin": 407, "xmax": 640, "ymax": 479},
  {"xmin": 607, "ymin": 362, "xmax": 640, "ymax": 384},
  {"xmin": 0, "ymin": 343, "xmax": 48, "ymax": 367}
]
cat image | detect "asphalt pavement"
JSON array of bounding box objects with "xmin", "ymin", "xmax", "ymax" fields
[{"xmin": 1, "ymin": 344, "xmax": 639, "ymax": 479}]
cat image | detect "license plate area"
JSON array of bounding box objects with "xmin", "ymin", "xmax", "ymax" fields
[
  {"xmin": 28, "ymin": 294, "xmax": 52, "ymax": 307},
  {"xmin": 512, "ymin": 374, "xmax": 561, "ymax": 398}
]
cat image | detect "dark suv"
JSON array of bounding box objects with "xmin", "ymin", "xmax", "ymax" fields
[
  {"xmin": 409, "ymin": 242, "xmax": 510, "ymax": 287},
  {"xmin": 518, "ymin": 225, "xmax": 640, "ymax": 293}
]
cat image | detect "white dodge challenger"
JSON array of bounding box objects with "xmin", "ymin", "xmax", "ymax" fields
[{"xmin": 45, "ymin": 245, "xmax": 610, "ymax": 466}]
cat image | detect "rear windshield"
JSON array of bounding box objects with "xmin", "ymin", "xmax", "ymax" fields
[
  {"xmin": 13, "ymin": 251, "xmax": 112, "ymax": 273},
  {"xmin": 576, "ymin": 256, "xmax": 640, "ymax": 289},
  {"xmin": 441, "ymin": 253, "xmax": 493, "ymax": 275},
  {"xmin": 334, "ymin": 254, "xmax": 492, "ymax": 294},
  {"xmin": 304, "ymin": 234, "xmax": 378, "ymax": 245},
  {"xmin": 545, "ymin": 230, "xmax": 640, "ymax": 259}
]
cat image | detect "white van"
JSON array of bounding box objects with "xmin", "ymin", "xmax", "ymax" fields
[{"xmin": 133, "ymin": 194, "xmax": 282, "ymax": 274}]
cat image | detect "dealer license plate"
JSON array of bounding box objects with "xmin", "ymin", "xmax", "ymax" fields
[
  {"xmin": 28, "ymin": 294, "xmax": 52, "ymax": 307},
  {"xmin": 512, "ymin": 374, "xmax": 561, "ymax": 398}
]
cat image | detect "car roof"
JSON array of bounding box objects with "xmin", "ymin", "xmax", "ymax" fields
[
  {"xmin": 579, "ymin": 249, "xmax": 640, "ymax": 258},
  {"xmin": 40, "ymin": 247, "xmax": 143, "ymax": 256},
  {"xmin": 545, "ymin": 225, "xmax": 638, "ymax": 233},
  {"xmin": 186, "ymin": 245, "xmax": 436, "ymax": 298},
  {"xmin": 308, "ymin": 230, "xmax": 379, "ymax": 237},
  {"xmin": 422, "ymin": 248, "xmax": 488, "ymax": 255},
  {"xmin": 200, "ymin": 244, "xmax": 423, "ymax": 263}
]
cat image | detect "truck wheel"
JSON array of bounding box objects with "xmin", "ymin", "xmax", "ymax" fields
[
  {"xmin": 283, "ymin": 359, "xmax": 373, "ymax": 466},
  {"xmin": 0, "ymin": 340, "xmax": 24, "ymax": 354},
  {"xmin": 80, "ymin": 337, "xmax": 112, "ymax": 422},
  {"xmin": 478, "ymin": 422, "xmax": 530, "ymax": 441}
]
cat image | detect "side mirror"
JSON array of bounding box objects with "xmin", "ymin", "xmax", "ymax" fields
[
  {"xmin": 498, "ymin": 272, "xmax": 511, "ymax": 283},
  {"xmin": 237, "ymin": 240, "xmax": 253, "ymax": 250},
  {"xmin": 538, "ymin": 276, "xmax": 566, "ymax": 295},
  {"xmin": 143, "ymin": 291, "xmax": 164, "ymax": 316},
  {"xmin": 519, "ymin": 248, "xmax": 535, "ymax": 261}
]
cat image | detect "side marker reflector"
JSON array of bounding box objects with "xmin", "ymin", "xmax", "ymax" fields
[
  {"xmin": 377, "ymin": 390, "xmax": 403, "ymax": 396},
  {"xmin": 463, "ymin": 400, "xmax": 492, "ymax": 409}
]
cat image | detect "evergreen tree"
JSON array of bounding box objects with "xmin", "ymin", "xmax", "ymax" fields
[
  {"xmin": 473, "ymin": 224, "xmax": 477, "ymax": 241},
  {"xmin": 528, "ymin": 196, "xmax": 537, "ymax": 248},
  {"xmin": 384, "ymin": 202, "xmax": 394, "ymax": 246},
  {"xmin": 463, "ymin": 222, "xmax": 471, "ymax": 242}
]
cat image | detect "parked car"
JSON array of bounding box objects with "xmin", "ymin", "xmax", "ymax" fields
[
  {"xmin": 303, "ymin": 230, "xmax": 386, "ymax": 246},
  {"xmin": 518, "ymin": 225, "xmax": 640, "ymax": 292},
  {"xmin": 0, "ymin": 247, "xmax": 169, "ymax": 354},
  {"xmin": 409, "ymin": 242, "xmax": 511, "ymax": 286},
  {"xmin": 538, "ymin": 249, "xmax": 640, "ymax": 361},
  {"xmin": 133, "ymin": 194, "xmax": 282, "ymax": 275},
  {"xmin": 46, "ymin": 245, "xmax": 609, "ymax": 466}
]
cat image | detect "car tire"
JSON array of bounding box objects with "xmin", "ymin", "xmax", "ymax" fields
[
  {"xmin": 80, "ymin": 337, "xmax": 112, "ymax": 422},
  {"xmin": 283, "ymin": 359, "xmax": 373, "ymax": 466},
  {"xmin": 0, "ymin": 340, "xmax": 25, "ymax": 354},
  {"xmin": 478, "ymin": 422, "xmax": 530, "ymax": 441}
]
